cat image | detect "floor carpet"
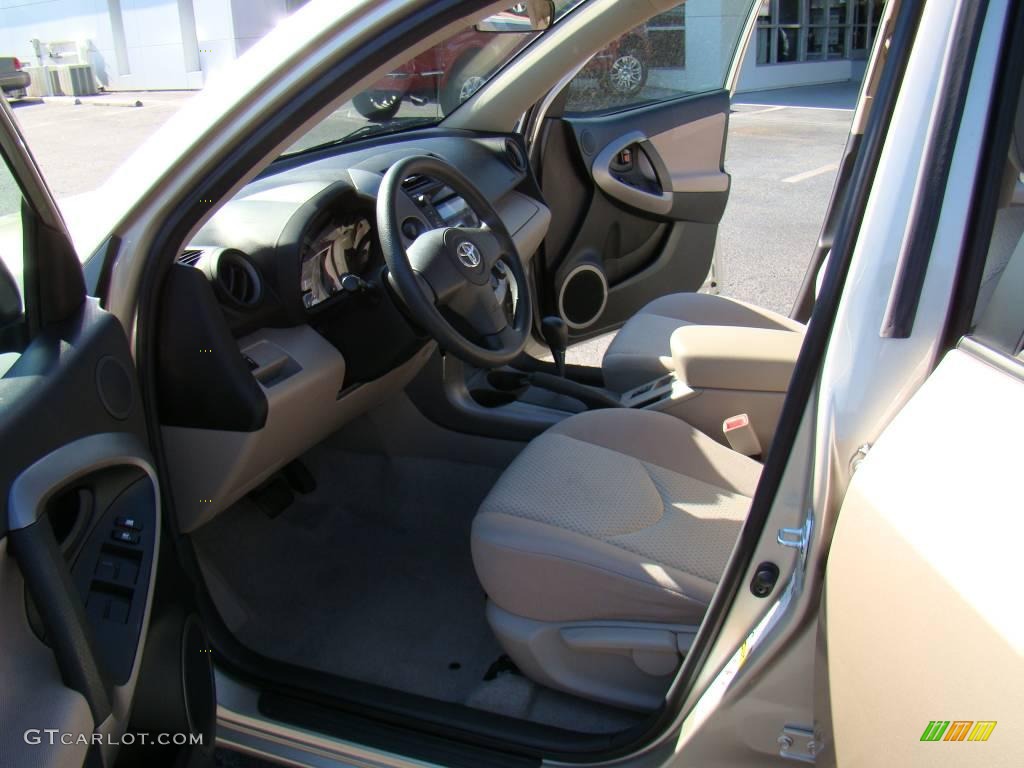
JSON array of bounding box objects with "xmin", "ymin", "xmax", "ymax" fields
[{"xmin": 193, "ymin": 447, "xmax": 642, "ymax": 734}]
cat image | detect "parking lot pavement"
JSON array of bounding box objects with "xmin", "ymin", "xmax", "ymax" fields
[
  {"xmin": 4, "ymin": 83, "xmax": 854, "ymax": 356},
  {"xmin": 719, "ymin": 94, "xmax": 853, "ymax": 317},
  {"xmin": 5, "ymin": 93, "xmax": 195, "ymax": 208},
  {"xmin": 1, "ymin": 92, "xmax": 440, "ymax": 215}
]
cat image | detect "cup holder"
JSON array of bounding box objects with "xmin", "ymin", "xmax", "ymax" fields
[{"xmin": 470, "ymin": 370, "xmax": 530, "ymax": 408}]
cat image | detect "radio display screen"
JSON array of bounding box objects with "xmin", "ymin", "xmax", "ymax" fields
[{"xmin": 434, "ymin": 196, "xmax": 478, "ymax": 228}]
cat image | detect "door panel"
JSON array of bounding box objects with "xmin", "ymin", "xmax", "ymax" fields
[
  {"xmin": 1, "ymin": 303, "xmax": 162, "ymax": 767},
  {"xmin": 0, "ymin": 100, "xmax": 166, "ymax": 767},
  {"xmin": 0, "ymin": 537, "xmax": 95, "ymax": 768},
  {"xmin": 537, "ymin": 90, "xmax": 731, "ymax": 337}
]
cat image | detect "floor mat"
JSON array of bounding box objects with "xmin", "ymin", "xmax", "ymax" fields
[
  {"xmin": 193, "ymin": 447, "xmax": 642, "ymax": 733},
  {"xmin": 194, "ymin": 450, "xmax": 503, "ymax": 703}
]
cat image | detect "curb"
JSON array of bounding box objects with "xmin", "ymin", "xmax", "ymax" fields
[{"xmin": 42, "ymin": 95, "xmax": 144, "ymax": 108}]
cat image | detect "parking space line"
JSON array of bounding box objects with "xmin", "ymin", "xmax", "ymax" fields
[
  {"xmin": 732, "ymin": 105, "xmax": 788, "ymax": 116},
  {"xmin": 782, "ymin": 162, "xmax": 840, "ymax": 184}
]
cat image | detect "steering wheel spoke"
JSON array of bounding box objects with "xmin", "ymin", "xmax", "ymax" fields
[
  {"xmin": 405, "ymin": 231, "xmax": 467, "ymax": 305},
  {"xmin": 449, "ymin": 282, "xmax": 509, "ymax": 338},
  {"xmin": 482, "ymin": 324, "xmax": 522, "ymax": 353}
]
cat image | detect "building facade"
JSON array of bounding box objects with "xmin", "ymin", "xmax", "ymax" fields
[
  {"xmin": 0, "ymin": 0, "xmax": 881, "ymax": 95},
  {"xmin": 0, "ymin": 0, "xmax": 295, "ymax": 92},
  {"xmin": 738, "ymin": 0, "xmax": 884, "ymax": 91}
]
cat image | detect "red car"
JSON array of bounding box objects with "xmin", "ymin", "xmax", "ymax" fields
[
  {"xmin": 0, "ymin": 57, "xmax": 31, "ymax": 101},
  {"xmin": 353, "ymin": 24, "xmax": 651, "ymax": 121}
]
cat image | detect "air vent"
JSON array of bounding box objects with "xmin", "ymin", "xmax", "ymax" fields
[
  {"xmin": 504, "ymin": 139, "xmax": 526, "ymax": 172},
  {"xmin": 177, "ymin": 248, "xmax": 204, "ymax": 267},
  {"xmin": 402, "ymin": 175, "xmax": 435, "ymax": 196},
  {"xmin": 215, "ymin": 251, "xmax": 262, "ymax": 307}
]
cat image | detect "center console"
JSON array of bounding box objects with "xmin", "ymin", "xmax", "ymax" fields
[
  {"xmin": 620, "ymin": 325, "xmax": 804, "ymax": 451},
  {"xmin": 412, "ymin": 320, "xmax": 804, "ymax": 451}
]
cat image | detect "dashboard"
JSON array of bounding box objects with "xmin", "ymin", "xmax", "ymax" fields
[
  {"xmin": 159, "ymin": 131, "xmax": 551, "ymax": 532},
  {"xmin": 179, "ymin": 135, "xmax": 542, "ymax": 331}
]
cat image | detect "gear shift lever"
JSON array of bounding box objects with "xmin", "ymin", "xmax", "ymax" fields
[{"xmin": 541, "ymin": 316, "xmax": 569, "ymax": 378}]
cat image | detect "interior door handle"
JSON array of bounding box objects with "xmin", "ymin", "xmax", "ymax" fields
[
  {"xmin": 592, "ymin": 130, "xmax": 674, "ymax": 215},
  {"xmin": 9, "ymin": 432, "xmax": 158, "ymax": 531},
  {"xmin": 7, "ymin": 432, "xmax": 159, "ymax": 725}
]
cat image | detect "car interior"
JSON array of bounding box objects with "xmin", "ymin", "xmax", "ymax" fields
[
  {"xmin": 4, "ymin": 0, "xmax": 1024, "ymax": 764},
  {"xmin": 147, "ymin": 0, "xmax": 849, "ymax": 753}
]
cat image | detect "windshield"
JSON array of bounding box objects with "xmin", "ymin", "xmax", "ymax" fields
[{"xmin": 283, "ymin": 2, "xmax": 582, "ymax": 155}]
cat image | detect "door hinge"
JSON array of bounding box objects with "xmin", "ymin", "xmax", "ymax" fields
[
  {"xmin": 849, "ymin": 443, "xmax": 872, "ymax": 474},
  {"xmin": 778, "ymin": 725, "xmax": 818, "ymax": 763}
]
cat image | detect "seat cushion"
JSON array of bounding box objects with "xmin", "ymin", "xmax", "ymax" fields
[
  {"xmin": 602, "ymin": 293, "xmax": 805, "ymax": 392},
  {"xmin": 471, "ymin": 409, "xmax": 761, "ymax": 625}
]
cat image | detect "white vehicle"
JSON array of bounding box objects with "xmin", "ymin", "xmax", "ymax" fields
[{"xmin": 0, "ymin": 0, "xmax": 1020, "ymax": 766}]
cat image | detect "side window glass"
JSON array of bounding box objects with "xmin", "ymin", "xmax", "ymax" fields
[
  {"xmin": 969, "ymin": 80, "xmax": 1024, "ymax": 358},
  {"xmin": 564, "ymin": 3, "xmax": 743, "ymax": 114},
  {"xmin": 970, "ymin": 198, "xmax": 1024, "ymax": 358},
  {"xmin": 0, "ymin": 155, "xmax": 26, "ymax": 371}
]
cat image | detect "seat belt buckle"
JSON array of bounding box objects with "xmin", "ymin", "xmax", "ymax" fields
[{"xmin": 723, "ymin": 413, "xmax": 762, "ymax": 458}]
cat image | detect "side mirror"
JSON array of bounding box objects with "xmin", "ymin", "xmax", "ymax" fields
[{"xmin": 476, "ymin": 1, "xmax": 555, "ymax": 33}]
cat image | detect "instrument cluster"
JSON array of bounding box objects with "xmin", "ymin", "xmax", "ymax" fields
[{"xmin": 300, "ymin": 212, "xmax": 376, "ymax": 310}]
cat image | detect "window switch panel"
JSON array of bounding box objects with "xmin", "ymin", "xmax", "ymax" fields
[{"xmin": 111, "ymin": 529, "xmax": 140, "ymax": 545}]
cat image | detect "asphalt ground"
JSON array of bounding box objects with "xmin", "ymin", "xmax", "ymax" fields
[
  {"xmin": 719, "ymin": 96, "xmax": 853, "ymax": 314},
  {"xmin": 3, "ymin": 82, "xmax": 856, "ymax": 363}
]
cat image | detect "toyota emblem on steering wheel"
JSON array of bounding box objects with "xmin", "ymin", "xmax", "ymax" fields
[{"xmin": 456, "ymin": 241, "xmax": 482, "ymax": 269}]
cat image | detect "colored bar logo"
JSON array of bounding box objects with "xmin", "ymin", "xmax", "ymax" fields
[{"xmin": 920, "ymin": 721, "xmax": 997, "ymax": 742}]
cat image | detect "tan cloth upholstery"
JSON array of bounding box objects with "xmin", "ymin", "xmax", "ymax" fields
[
  {"xmin": 472, "ymin": 409, "xmax": 761, "ymax": 626},
  {"xmin": 602, "ymin": 293, "xmax": 805, "ymax": 392}
]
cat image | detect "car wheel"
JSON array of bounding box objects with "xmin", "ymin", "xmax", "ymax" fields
[
  {"xmin": 352, "ymin": 90, "xmax": 402, "ymax": 122},
  {"xmin": 606, "ymin": 51, "xmax": 648, "ymax": 96},
  {"xmin": 440, "ymin": 66, "xmax": 486, "ymax": 116}
]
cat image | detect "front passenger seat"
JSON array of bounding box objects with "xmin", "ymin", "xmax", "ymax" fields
[
  {"xmin": 471, "ymin": 407, "xmax": 760, "ymax": 710},
  {"xmin": 602, "ymin": 292, "xmax": 806, "ymax": 393}
]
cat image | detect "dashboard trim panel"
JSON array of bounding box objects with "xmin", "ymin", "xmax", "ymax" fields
[{"xmin": 165, "ymin": 334, "xmax": 436, "ymax": 533}]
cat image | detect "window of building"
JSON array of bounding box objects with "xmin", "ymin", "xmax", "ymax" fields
[{"xmin": 757, "ymin": 0, "xmax": 883, "ymax": 66}]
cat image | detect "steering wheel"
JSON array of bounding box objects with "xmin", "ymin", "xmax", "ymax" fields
[{"xmin": 378, "ymin": 155, "xmax": 533, "ymax": 368}]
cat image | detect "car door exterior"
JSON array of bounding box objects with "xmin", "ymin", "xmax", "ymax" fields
[
  {"xmin": 531, "ymin": 1, "xmax": 756, "ymax": 340},
  {"xmin": 818, "ymin": 0, "xmax": 1024, "ymax": 764},
  {"xmin": 0, "ymin": 100, "xmax": 186, "ymax": 767}
]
